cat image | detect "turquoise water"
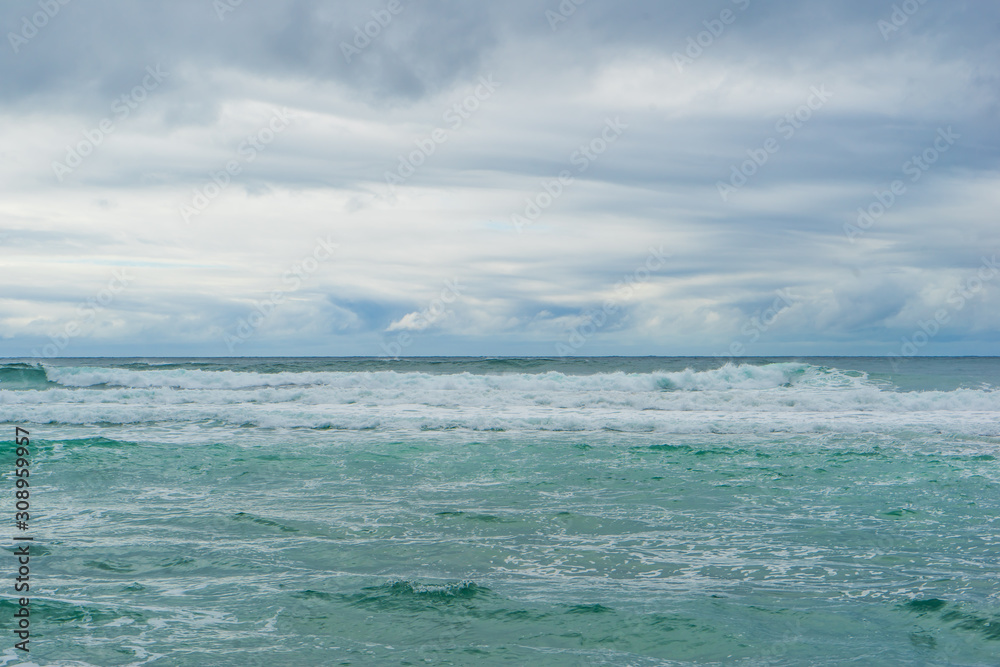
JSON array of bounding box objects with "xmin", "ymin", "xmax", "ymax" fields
[{"xmin": 1, "ymin": 358, "xmax": 999, "ymax": 665}]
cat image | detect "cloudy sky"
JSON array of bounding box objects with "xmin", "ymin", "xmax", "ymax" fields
[{"xmin": 1, "ymin": 0, "xmax": 998, "ymax": 358}]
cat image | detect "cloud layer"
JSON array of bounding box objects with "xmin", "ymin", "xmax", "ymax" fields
[{"xmin": 1, "ymin": 0, "xmax": 998, "ymax": 358}]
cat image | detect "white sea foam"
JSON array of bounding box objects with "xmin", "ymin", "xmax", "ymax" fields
[
  {"xmin": 36, "ymin": 361, "xmax": 864, "ymax": 392},
  {"xmin": 0, "ymin": 362, "xmax": 997, "ymax": 435}
]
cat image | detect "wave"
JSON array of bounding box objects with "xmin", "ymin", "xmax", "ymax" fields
[
  {"xmin": 0, "ymin": 362, "xmax": 56, "ymax": 390},
  {"xmin": 13, "ymin": 361, "xmax": 860, "ymax": 392},
  {"xmin": 2, "ymin": 362, "xmax": 998, "ymax": 435}
]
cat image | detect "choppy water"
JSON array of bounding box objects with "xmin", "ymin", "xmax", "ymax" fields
[{"xmin": 1, "ymin": 357, "xmax": 998, "ymax": 665}]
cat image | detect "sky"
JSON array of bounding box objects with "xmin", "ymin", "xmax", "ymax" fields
[{"xmin": 1, "ymin": 0, "xmax": 998, "ymax": 359}]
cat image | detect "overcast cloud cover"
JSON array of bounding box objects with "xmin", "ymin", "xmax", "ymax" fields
[{"xmin": 1, "ymin": 0, "xmax": 998, "ymax": 358}]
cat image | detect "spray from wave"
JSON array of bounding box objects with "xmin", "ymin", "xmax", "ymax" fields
[{"xmin": 1, "ymin": 361, "xmax": 997, "ymax": 435}]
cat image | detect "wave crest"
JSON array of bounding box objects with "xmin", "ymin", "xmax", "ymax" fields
[{"xmin": 3, "ymin": 362, "xmax": 997, "ymax": 435}]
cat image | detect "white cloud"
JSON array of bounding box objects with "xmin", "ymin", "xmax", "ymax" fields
[{"xmin": 0, "ymin": 1, "xmax": 997, "ymax": 356}]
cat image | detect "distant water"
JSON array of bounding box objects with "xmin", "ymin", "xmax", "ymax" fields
[{"xmin": 1, "ymin": 357, "xmax": 998, "ymax": 665}]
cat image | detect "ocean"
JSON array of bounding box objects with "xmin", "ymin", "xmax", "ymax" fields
[{"xmin": 1, "ymin": 357, "xmax": 998, "ymax": 665}]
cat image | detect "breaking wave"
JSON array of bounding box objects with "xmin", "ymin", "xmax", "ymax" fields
[{"xmin": 1, "ymin": 361, "xmax": 998, "ymax": 435}]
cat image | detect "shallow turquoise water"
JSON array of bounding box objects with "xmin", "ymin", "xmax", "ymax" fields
[{"xmin": 1, "ymin": 358, "xmax": 999, "ymax": 665}]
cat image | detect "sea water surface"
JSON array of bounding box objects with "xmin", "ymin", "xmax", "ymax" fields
[{"xmin": 1, "ymin": 357, "xmax": 998, "ymax": 665}]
